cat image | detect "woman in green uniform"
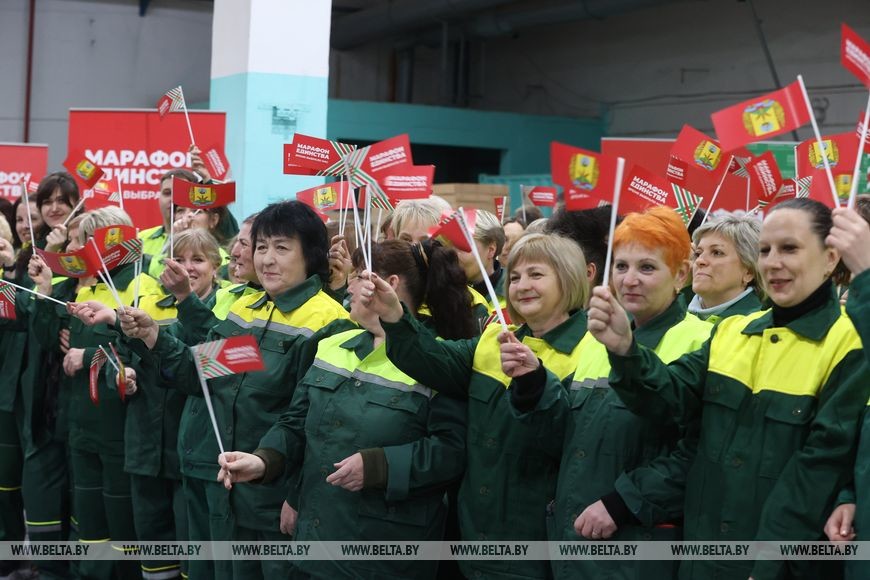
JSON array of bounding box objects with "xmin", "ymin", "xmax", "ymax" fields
[
  {"xmin": 509, "ymin": 206, "xmax": 715, "ymax": 580},
  {"xmin": 218, "ymin": 238, "xmax": 476, "ymax": 579},
  {"xmin": 823, "ymin": 204, "xmax": 870, "ymax": 580},
  {"xmin": 688, "ymin": 213, "xmax": 763, "ymax": 323},
  {"xmin": 359, "ymin": 233, "xmax": 589, "ymax": 580},
  {"xmin": 118, "ymin": 201, "xmax": 352, "ymax": 580},
  {"xmin": 587, "ymin": 198, "xmax": 869, "ymax": 580},
  {"xmin": 33, "ymin": 206, "xmax": 162, "ymax": 580}
]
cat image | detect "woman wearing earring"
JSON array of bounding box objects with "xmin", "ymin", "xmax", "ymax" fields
[
  {"xmin": 509, "ymin": 207, "xmax": 713, "ymax": 580},
  {"xmin": 688, "ymin": 213, "xmax": 763, "ymax": 323},
  {"xmin": 588, "ymin": 198, "xmax": 869, "ymax": 579}
]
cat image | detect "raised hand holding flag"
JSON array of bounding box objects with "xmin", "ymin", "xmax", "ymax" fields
[{"xmin": 157, "ymin": 85, "xmax": 196, "ymax": 146}]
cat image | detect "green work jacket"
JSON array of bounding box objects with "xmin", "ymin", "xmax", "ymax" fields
[
  {"xmin": 608, "ymin": 289, "xmax": 868, "ymax": 580},
  {"xmin": 33, "ymin": 264, "xmax": 162, "ymax": 455},
  {"xmin": 150, "ymin": 276, "xmax": 352, "ymax": 531},
  {"xmin": 549, "ymin": 300, "xmax": 711, "ymax": 580},
  {"xmin": 381, "ymin": 308, "xmax": 587, "ymax": 580},
  {"xmin": 259, "ymin": 328, "xmax": 466, "ymax": 579}
]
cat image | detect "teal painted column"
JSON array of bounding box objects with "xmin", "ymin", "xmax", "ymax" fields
[{"xmin": 210, "ymin": 0, "xmax": 331, "ymax": 220}]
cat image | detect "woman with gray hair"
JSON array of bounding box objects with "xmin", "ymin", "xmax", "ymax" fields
[{"xmin": 689, "ymin": 213, "xmax": 763, "ymax": 323}]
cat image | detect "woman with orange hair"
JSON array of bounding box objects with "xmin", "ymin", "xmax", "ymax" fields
[{"xmin": 509, "ymin": 206, "xmax": 713, "ymax": 579}]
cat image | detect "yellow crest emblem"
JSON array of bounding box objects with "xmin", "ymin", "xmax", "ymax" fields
[
  {"xmin": 76, "ymin": 160, "xmax": 96, "ymax": 180},
  {"xmin": 809, "ymin": 140, "xmax": 839, "ymax": 169},
  {"xmin": 60, "ymin": 255, "xmax": 87, "ymax": 276},
  {"xmin": 314, "ymin": 186, "xmax": 337, "ymax": 210},
  {"xmin": 190, "ymin": 186, "xmax": 215, "ymax": 207},
  {"xmin": 742, "ymin": 99, "xmax": 786, "ymax": 137},
  {"xmin": 835, "ymin": 174, "xmax": 852, "ymax": 199},
  {"xmin": 693, "ymin": 140, "xmax": 722, "ymax": 171},
  {"xmin": 569, "ymin": 154, "xmax": 599, "ymax": 191},
  {"xmin": 103, "ymin": 227, "xmax": 123, "ymax": 248}
]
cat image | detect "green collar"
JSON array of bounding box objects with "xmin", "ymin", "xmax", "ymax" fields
[
  {"xmin": 157, "ymin": 285, "xmax": 218, "ymax": 308},
  {"xmin": 742, "ymin": 288, "xmax": 840, "ymax": 341},
  {"xmin": 156, "ymin": 293, "xmax": 177, "ymax": 308},
  {"xmin": 340, "ymin": 330, "xmax": 376, "ymax": 360},
  {"xmin": 516, "ymin": 309, "xmax": 587, "ymax": 353},
  {"xmin": 635, "ymin": 298, "xmax": 687, "ymax": 349},
  {"xmin": 148, "ymin": 226, "xmax": 166, "ymax": 240},
  {"xmin": 247, "ymin": 275, "xmax": 322, "ymax": 313},
  {"xmin": 719, "ymin": 291, "xmax": 762, "ymax": 319},
  {"xmin": 108, "ymin": 263, "xmax": 138, "ymax": 291}
]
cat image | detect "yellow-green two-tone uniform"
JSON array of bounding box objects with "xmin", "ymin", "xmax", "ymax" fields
[
  {"xmin": 33, "ymin": 263, "xmax": 162, "ymax": 580},
  {"xmin": 381, "ymin": 308, "xmax": 586, "ymax": 580},
  {"xmin": 149, "ymin": 275, "xmax": 352, "ymax": 580},
  {"xmin": 549, "ymin": 300, "xmax": 711, "ymax": 580},
  {"xmin": 607, "ymin": 286, "xmax": 868, "ymax": 580},
  {"xmin": 127, "ymin": 282, "xmax": 257, "ymax": 580},
  {"xmin": 256, "ymin": 328, "xmax": 467, "ymax": 580},
  {"xmin": 120, "ymin": 289, "xmax": 222, "ymax": 580},
  {"xmin": 838, "ymin": 270, "xmax": 870, "ymax": 580}
]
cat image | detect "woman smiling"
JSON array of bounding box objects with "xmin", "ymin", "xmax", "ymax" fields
[
  {"xmin": 689, "ymin": 214, "xmax": 762, "ymax": 323},
  {"xmin": 358, "ymin": 233, "xmax": 589, "ymax": 580},
  {"xmin": 587, "ymin": 198, "xmax": 869, "ymax": 579}
]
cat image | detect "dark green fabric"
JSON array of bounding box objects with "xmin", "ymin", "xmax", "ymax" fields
[{"xmin": 608, "ymin": 292, "xmax": 868, "ymax": 580}]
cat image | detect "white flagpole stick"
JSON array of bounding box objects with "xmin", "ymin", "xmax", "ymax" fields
[
  {"xmin": 797, "ymin": 75, "xmax": 840, "ymax": 208},
  {"xmin": 178, "ymin": 86, "xmax": 196, "ymax": 147},
  {"xmin": 698, "ymin": 155, "xmax": 734, "ymax": 229},
  {"xmin": 338, "ymin": 177, "xmax": 347, "ymax": 237},
  {"xmin": 62, "ymin": 198, "xmax": 86, "ymax": 227},
  {"xmin": 22, "ymin": 188, "xmax": 36, "ymax": 248},
  {"xmin": 602, "ymin": 157, "xmax": 626, "ymax": 289},
  {"xmin": 98, "ymin": 345, "xmax": 121, "ymax": 374},
  {"xmin": 89, "ymin": 238, "xmax": 125, "ymax": 312},
  {"xmin": 745, "ymin": 176, "xmax": 750, "ymax": 213},
  {"xmin": 116, "ymin": 173, "xmax": 124, "ymax": 210},
  {"xmin": 520, "ymin": 185, "xmax": 527, "ymax": 223},
  {"xmin": 364, "ymin": 188, "xmax": 373, "ymax": 273},
  {"xmin": 134, "ymin": 227, "xmax": 142, "ymax": 310},
  {"xmin": 169, "ymin": 182, "xmax": 175, "ymax": 261},
  {"xmin": 192, "ymin": 352, "xmax": 225, "ymax": 455},
  {"xmin": 342, "ymin": 154, "xmax": 369, "ymax": 270},
  {"xmin": 456, "ymin": 207, "xmax": 508, "ymax": 333},
  {"xmin": 849, "ymin": 92, "xmax": 870, "ymax": 209},
  {"xmin": 0, "ymin": 280, "xmax": 66, "ymax": 306},
  {"xmin": 375, "ymin": 206, "xmax": 384, "ymax": 242}
]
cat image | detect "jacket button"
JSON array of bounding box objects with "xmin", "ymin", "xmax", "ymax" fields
[
  {"xmin": 575, "ymin": 449, "xmax": 586, "ymax": 459},
  {"xmin": 333, "ymin": 420, "xmax": 342, "ymax": 427},
  {"xmin": 313, "ymin": 518, "xmax": 320, "ymax": 527},
  {"xmin": 485, "ymin": 438, "xmax": 496, "ymax": 448},
  {"xmin": 792, "ymin": 408, "xmax": 802, "ymax": 416},
  {"xmin": 225, "ymin": 426, "xmax": 233, "ymax": 435},
  {"xmin": 479, "ymin": 486, "xmax": 489, "ymax": 495},
  {"xmin": 354, "ymin": 380, "xmax": 361, "ymax": 387},
  {"xmin": 731, "ymin": 457, "xmax": 743, "ymax": 468},
  {"xmin": 720, "ymin": 522, "xmax": 729, "ymax": 533},
  {"xmin": 315, "ymin": 376, "xmax": 322, "ymax": 383},
  {"xmin": 320, "ymin": 468, "xmax": 327, "ymax": 477},
  {"xmin": 390, "ymin": 396, "xmax": 398, "ymax": 403},
  {"xmin": 770, "ymin": 334, "xmax": 779, "ymax": 343}
]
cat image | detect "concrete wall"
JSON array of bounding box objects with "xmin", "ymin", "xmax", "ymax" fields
[{"xmin": 1, "ymin": 0, "xmax": 212, "ymax": 169}]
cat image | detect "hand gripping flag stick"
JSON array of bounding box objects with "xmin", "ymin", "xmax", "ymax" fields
[
  {"xmin": 456, "ymin": 208, "xmax": 508, "ymax": 333},
  {"xmin": 602, "ymin": 158, "xmax": 626, "ymax": 289}
]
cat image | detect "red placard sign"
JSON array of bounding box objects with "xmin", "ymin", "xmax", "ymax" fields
[
  {"xmin": 0, "ymin": 143, "xmax": 48, "ymax": 200},
  {"xmin": 67, "ymin": 109, "xmax": 227, "ymax": 229}
]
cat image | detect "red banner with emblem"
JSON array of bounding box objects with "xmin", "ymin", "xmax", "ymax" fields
[
  {"xmin": 171, "ymin": 177, "xmax": 236, "ymax": 210},
  {"xmin": 67, "ymin": 109, "xmax": 227, "ymax": 229},
  {"xmin": 711, "ymin": 81, "xmax": 810, "ymax": 151}
]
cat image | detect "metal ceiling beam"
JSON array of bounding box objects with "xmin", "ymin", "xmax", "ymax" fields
[{"xmin": 331, "ymin": 0, "xmax": 517, "ymax": 50}]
